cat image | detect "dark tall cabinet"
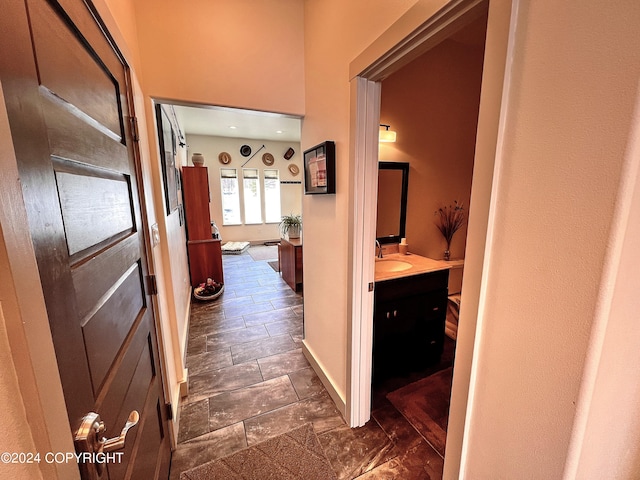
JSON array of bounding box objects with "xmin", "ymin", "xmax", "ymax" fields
[{"xmin": 182, "ymin": 166, "xmax": 224, "ymax": 286}]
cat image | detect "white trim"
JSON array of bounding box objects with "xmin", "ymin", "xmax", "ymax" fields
[
  {"xmin": 302, "ymin": 341, "xmax": 346, "ymax": 419},
  {"xmin": 346, "ymin": 77, "xmax": 381, "ymax": 427},
  {"xmin": 350, "ymin": 0, "xmax": 489, "ymax": 81}
]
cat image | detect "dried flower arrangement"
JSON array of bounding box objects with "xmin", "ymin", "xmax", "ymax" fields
[{"xmin": 434, "ymin": 201, "xmax": 466, "ymax": 259}]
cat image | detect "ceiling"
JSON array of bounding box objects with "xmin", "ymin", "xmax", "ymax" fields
[{"xmin": 172, "ymin": 104, "xmax": 302, "ymax": 143}]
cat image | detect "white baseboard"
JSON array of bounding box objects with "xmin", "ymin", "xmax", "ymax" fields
[{"xmin": 301, "ymin": 341, "xmax": 346, "ymax": 420}]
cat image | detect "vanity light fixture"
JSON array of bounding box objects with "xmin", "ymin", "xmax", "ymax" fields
[{"xmin": 379, "ymin": 124, "xmax": 397, "ymax": 143}]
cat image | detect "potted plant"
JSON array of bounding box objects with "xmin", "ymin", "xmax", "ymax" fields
[
  {"xmin": 280, "ymin": 213, "xmax": 302, "ymax": 239},
  {"xmin": 434, "ymin": 201, "xmax": 466, "ymax": 260}
]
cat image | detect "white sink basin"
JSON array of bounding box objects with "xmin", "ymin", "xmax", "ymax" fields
[{"xmin": 375, "ymin": 259, "xmax": 412, "ymax": 273}]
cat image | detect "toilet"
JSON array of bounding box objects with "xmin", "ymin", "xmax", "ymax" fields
[{"xmin": 445, "ymin": 260, "xmax": 464, "ymax": 340}]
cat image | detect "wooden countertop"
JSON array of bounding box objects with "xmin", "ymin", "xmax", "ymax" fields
[
  {"xmin": 374, "ymin": 252, "xmax": 451, "ymax": 282},
  {"xmin": 281, "ymin": 237, "xmax": 302, "ymax": 247}
]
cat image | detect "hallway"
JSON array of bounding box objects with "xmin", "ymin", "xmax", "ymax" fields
[{"xmin": 169, "ymin": 246, "xmax": 448, "ymax": 479}]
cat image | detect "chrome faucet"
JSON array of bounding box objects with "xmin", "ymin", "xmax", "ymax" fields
[{"xmin": 375, "ymin": 240, "xmax": 383, "ymax": 258}]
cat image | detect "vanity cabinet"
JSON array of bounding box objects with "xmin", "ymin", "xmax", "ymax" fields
[
  {"xmin": 373, "ymin": 269, "xmax": 448, "ymax": 381},
  {"xmin": 182, "ymin": 166, "xmax": 224, "ymax": 286}
]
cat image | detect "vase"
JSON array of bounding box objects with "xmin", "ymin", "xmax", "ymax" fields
[
  {"xmin": 191, "ymin": 153, "xmax": 205, "ymax": 167},
  {"xmin": 444, "ymin": 249, "xmax": 450, "ymax": 261},
  {"xmin": 288, "ymin": 225, "xmax": 300, "ymax": 239}
]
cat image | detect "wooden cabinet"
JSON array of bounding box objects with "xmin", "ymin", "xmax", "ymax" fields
[
  {"xmin": 181, "ymin": 166, "xmax": 224, "ymax": 286},
  {"xmin": 279, "ymin": 237, "xmax": 302, "ymax": 291},
  {"xmin": 373, "ymin": 269, "xmax": 448, "ymax": 382}
]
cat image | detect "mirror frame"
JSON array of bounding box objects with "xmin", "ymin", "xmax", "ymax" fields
[{"xmin": 377, "ymin": 161, "xmax": 409, "ymax": 244}]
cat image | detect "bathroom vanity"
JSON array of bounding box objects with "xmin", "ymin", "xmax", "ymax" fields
[{"xmin": 373, "ymin": 253, "xmax": 450, "ymax": 382}]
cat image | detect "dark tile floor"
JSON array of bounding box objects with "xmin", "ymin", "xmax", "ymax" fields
[{"xmin": 169, "ymin": 246, "xmax": 451, "ymax": 480}]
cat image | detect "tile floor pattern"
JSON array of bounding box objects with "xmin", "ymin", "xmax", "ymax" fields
[{"xmin": 169, "ymin": 247, "xmax": 447, "ymax": 480}]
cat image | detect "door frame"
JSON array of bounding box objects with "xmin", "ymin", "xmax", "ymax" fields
[
  {"xmin": 0, "ymin": 81, "xmax": 80, "ymax": 480},
  {"xmin": 0, "ymin": 0, "xmax": 171, "ymax": 477},
  {"xmin": 346, "ymin": 0, "xmax": 515, "ymax": 476}
]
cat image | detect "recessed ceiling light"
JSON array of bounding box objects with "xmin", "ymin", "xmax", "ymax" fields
[
  {"xmin": 276, "ymin": 130, "xmax": 283, "ymax": 134},
  {"xmin": 229, "ymin": 125, "xmax": 237, "ymax": 129}
]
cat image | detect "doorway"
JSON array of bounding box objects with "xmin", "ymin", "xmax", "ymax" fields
[
  {"xmin": 348, "ymin": 0, "xmax": 514, "ymax": 477},
  {"xmin": 371, "ymin": 8, "xmax": 488, "ymax": 465}
]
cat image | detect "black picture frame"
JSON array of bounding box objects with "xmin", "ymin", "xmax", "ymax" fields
[
  {"xmin": 303, "ymin": 141, "xmax": 336, "ymax": 194},
  {"xmin": 155, "ymin": 103, "xmax": 179, "ymax": 214}
]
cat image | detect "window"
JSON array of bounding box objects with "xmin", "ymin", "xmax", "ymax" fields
[
  {"xmin": 264, "ymin": 169, "xmax": 281, "ymax": 223},
  {"xmin": 220, "ymin": 168, "xmax": 241, "ymax": 225},
  {"xmin": 242, "ymin": 168, "xmax": 262, "ymax": 224}
]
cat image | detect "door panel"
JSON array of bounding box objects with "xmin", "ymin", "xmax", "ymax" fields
[
  {"xmin": 54, "ymin": 163, "xmax": 135, "ymax": 257},
  {"xmin": 72, "ymin": 235, "xmax": 141, "ymax": 318},
  {"xmin": 0, "ymin": 0, "xmax": 171, "ymax": 478},
  {"xmin": 30, "ymin": 0, "xmax": 124, "ymax": 139},
  {"xmin": 82, "ymin": 264, "xmax": 145, "ymax": 390}
]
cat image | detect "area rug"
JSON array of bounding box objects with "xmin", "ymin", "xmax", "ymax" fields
[
  {"xmin": 248, "ymin": 245, "xmax": 278, "ymax": 261},
  {"xmin": 386, "ymin": 366, "xmax": 453, "ymax": 456},
  {"xmin": 179, "ymin": 423, "xmax": 337, "ymax": 480}
]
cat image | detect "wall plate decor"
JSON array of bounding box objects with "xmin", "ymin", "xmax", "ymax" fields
[
  {"xmin": 284, "ymin": 147, "xmax": 295, "ymax": 160},
  {"xmin": 262, "ymin": 152, "xmax": 275, "ymax": 166},
  {"xmin": 218, "ymin": 152, "xmax": 232, "ymax": 164},
  {"xmin": 288, "ymin": 164, "xmax": 299, "ymax": 176},
  {"xmin": 240, "ymin": 144, "xmax": 252, "ymax": 157},
  {"xmin": 303, "ymin": 141, "xmax": 335, "ymax": 195}
]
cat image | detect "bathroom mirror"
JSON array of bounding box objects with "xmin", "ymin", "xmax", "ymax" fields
[{"xmin": 376, "ymin": 162, "xmax": 409, "ymax": 244}]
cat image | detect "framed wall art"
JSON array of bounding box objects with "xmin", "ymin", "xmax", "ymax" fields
[
  {"xmin": 303, "ymin": 141, "xmax": 335, "ymax": 195},
  {"xmin": 155, "ymin": 103, "xmax": 179, "ymax": 214}
]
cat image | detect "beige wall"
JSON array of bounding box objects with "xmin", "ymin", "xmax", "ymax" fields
[
  {"xmin": 186, "ymin": 135, "xmax": 303, "ymax": 243},
  {"xmin": 573, "ymin": 94, "xmax": 640, "ymax": 477},
  {"xmin": 301, "ymin": 0, "xmax": 419, "ymax": 410},
  {"xmin": 0, "ymin": 307, "xmax": 42, "ymax": 480},
  {"xmin": 461, "ymin": 1, "xmax": 640, "ymax": 478},
  {"xmin": 132, "ymin": 0, "xmax": 305, "ymax": 116},
  {"xmin": 379, "ymin": 32, "xmax": 485, "ymax": 260}
]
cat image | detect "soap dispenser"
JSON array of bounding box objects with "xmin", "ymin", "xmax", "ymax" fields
[{"xmin": 399, "ymin": 237, "xmax": 408, "ymax": 255}]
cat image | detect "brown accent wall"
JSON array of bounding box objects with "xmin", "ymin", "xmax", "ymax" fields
[{"xmin": 379, "ymin": 27, "xmax": 486, "ymax": 260}]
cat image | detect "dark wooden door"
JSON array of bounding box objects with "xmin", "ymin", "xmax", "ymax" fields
[{"xmin": 0, "ymin": 1, "xmax": 171, "ymax": 479}]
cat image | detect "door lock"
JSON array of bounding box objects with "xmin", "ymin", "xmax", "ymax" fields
[{"xmin": 74, "ymin": 410, "xmax": 139, "ymax": 479}]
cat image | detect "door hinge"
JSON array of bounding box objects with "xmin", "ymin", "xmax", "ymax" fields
[
  {"xmin": 166, "ymin": 402, "xmax": 173, "ymax": 420},
  {"xmin": 129, "ymin": 116, "xmax": 140, "ymax": 142},
  {"xmin": 146, "ymin": 274, "xmax": 158, "ymax": 295}
]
